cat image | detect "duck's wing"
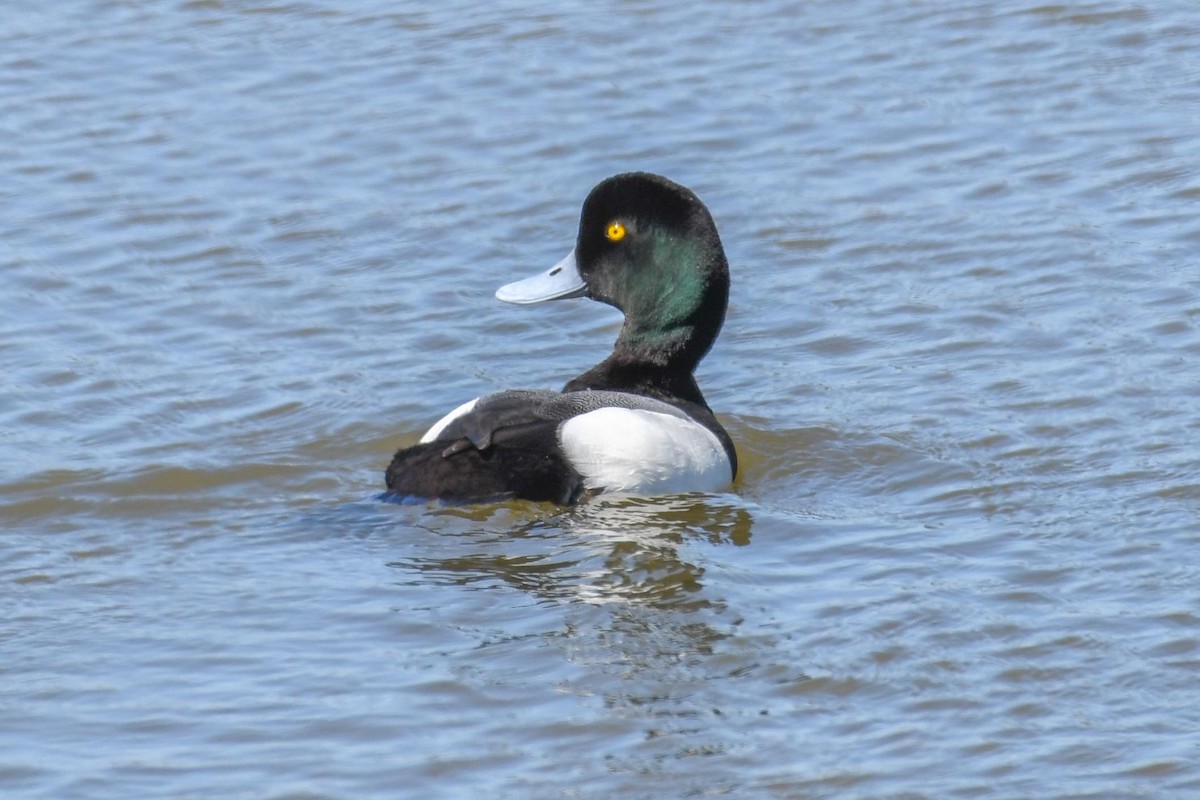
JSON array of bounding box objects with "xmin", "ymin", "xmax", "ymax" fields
[
  {"xmin": 428, "ymin": 389, "xmax": 559, "ymax": 454},
  {"xmin": 429, "ymin": 389, "xmax": 691, "ymax": 454},
  {"xmin": 386, "ymin": 390, "xmax": 585, "ymax": 504},
  {"xmin": 385, "ymin": 389, "xmax": 696, "ymax": 504}
]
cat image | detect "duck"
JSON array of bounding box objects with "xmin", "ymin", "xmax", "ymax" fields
[{"xmin": 385, "ymin": 172, "xmax": 736, "ymax": 504}]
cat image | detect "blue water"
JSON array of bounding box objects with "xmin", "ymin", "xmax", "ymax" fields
[{"xmin": 3, "ymin": 1, "xmax": 1200, "ymax": 797}]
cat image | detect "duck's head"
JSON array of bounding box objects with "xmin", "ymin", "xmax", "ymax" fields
[{"xmin": 497, "ymin": 172, "xmax": 730, "ymax": 369}]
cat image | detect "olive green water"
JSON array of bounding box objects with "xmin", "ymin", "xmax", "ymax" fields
[{"xmin": 3, "ymin": 2, "xmax": 1200, "ymax": 798}]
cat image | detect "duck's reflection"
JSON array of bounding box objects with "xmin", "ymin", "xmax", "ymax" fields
[
  {"xmin": 382, "ymin": 494, "xmax": 772, "ymax": 772},
  {"xmin": 388, "ymin": 493, "xmax": 752, "ymax": 611}
]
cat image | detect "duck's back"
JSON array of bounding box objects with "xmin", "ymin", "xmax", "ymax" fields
[{"xmin": 385, "ymin": 389, "xmax": 734, "ymax": 504}]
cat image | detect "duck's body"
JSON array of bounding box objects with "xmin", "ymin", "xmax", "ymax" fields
[{"xmin": 385, "ymin": 173, "xmax": 736, "ymax": 504}]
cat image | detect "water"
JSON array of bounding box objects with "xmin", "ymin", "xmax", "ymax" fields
[{"xmin": 3, "ymin": 1, "xmax": 1200, "ymax": 797}]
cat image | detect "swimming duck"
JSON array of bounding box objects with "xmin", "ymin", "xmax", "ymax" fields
[{"xmin": 385, "ymin": 172, "xmax": 736, "ymax": 504}]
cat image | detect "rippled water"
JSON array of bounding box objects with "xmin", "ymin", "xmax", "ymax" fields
[{"xmin": 4, "ymin": 1, "xmax": 1200, "ymax": 797}]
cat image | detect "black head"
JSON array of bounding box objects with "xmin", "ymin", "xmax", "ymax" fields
[{"xmin": 572, "ymin": 173, "xmax": 730, "ymax": 368}]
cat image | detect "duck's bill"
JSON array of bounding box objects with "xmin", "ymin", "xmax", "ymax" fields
[{"xmin": 495, "ymin": 249, "xmax": 586, "ymax": 305}]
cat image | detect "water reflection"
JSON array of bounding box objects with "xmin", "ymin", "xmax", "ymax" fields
[
  {"xmin": 382, "ymin": 493, "xmax": 770, "ymax": 774},
  {"xmin": 387, "ymin": 494, "xmax": 753, "ymax": 610}
]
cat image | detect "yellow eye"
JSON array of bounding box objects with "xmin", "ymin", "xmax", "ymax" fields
[{"xmin": 605, "ymin": 221, "xmax": 626, "ymax": 242}]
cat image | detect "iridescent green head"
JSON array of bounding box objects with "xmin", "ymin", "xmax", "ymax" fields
[
  {"xmin": 494, "ymin": 172, "xmax": 731, "ymax": 377},
  {"xmin": 572, "ymin": 173, "xmax": 730, "ymax": 368}
]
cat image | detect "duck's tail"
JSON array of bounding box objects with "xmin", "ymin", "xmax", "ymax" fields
[{"xmin": 384, "ymin": 440, "xmax": 583, "ymax": 505}]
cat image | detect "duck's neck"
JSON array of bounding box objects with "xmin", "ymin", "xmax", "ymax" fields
[
  {"xmin": 564, "ymin": 231, "xmax": 729, "ymax": 408},
  {"xmin": 562, "ymin": 316, "xmax": 720, "ymax": 408}
]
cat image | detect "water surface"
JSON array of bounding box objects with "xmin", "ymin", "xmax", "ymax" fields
[{"xmin": 3, "ymin": 1, "xmax": 1200, "ymax": 798}]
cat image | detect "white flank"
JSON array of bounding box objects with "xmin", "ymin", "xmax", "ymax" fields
[
  {"xmin": 559, "ymin": 407, "xmax": 732, "ymax": 495},
  {"xmin": 419, "ymin": 397, "xmax": 479, "ymax": 443}
]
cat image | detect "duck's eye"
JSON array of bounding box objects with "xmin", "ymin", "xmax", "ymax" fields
[{"xmin": 605, "ymin": 221, "xmax": 626, "ymax": 242}]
